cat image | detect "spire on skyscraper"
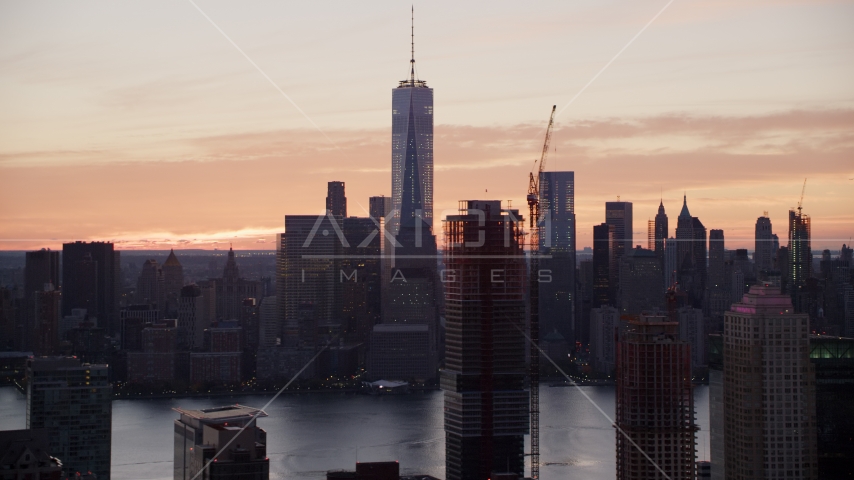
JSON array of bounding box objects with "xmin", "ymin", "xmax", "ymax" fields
[{"xmin": 410, "ymin": 5, "xmax": 416, "ymax": 84}]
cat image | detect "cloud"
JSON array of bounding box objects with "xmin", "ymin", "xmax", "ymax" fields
[{"xmin": 1, "ymin": 109, "xmax": 852, "ymax": 250}]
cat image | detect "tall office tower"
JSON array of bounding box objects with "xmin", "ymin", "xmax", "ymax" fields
[
  {"xmin": 442, "ymin": 200, "xmax": 529, "ymax": 480},
  {"xmin": 178, "ymin": 283, "xmax": 216, "ymax": 350},
  {"xmin": 258, "ymin": 296, "xmax": 278, "ymax": 347},
  {"xmin": 174, "ymin": 405, "xmax": 269, "ymax": 480},
  {"xmin": 137, "ymin": 259, "xmax": 165, "ymax": 308},
  {"xmin": 576, "ymin": 259, "xmax": 595, "ymax": 347},
  {"xmin": 678, "ymin": 306, "xmax": 706, "ymax": 370},
  {"xmin": 538, "ymin": 171, "xmax": 576, "ymax": 345},
  {"xmin": 26, "ymin": 357, "xmax": 112, "ymax": 479},
  {"xmin": 618, "ymin": 246, "xmax": 663, "ymax": 315},
  {"xmin": 62, "ymin": 241, "xmax": 120, "ymax": 336},
  {"xmin": 342, "ymin": 216, "xmax": 383, "ymax": 344},
  {"xmin": 369, "ymin": 195, "xmax": 392, "ymax": 222},
  {"xmin": 326, "ymin": 181, "xmax": 347, "ymax": 218},
  {"xmin": 788, "ymin": 208, "xmax": 812, "ymax": 310},
  {"xmin": 722, "ymin": 285, "xmax": 817, "ymax": 479},
  {"xmin": 755, "ymin": 215, "xmax": 774, "ymax": 275},
  {"xmin": 31, "ymin": 285, "xmax": 61, "ymax": 356},
  {"xmin": 707, "ymin": 229, "xmax": 728, "ymax": 317},
  {"xmin": 279, "ymin": 215, "xmax": 342, "ymax": 342},
  {"xmin": 589, "ymin": 305, "xmax": 620, "ymax": 375},
  {"xmin": 654, "ymin": 200, "xmax": 668, "ymax": 265},
  {"xmin": 615, "ymin": 313, "xmax": 696, "ymax": 480},
  {"xmin": 593, "ymin": 223, "xmax": 615, "ymax": 306},
  {"xmin": 391, "ymin": 19, "xmax": 433, "ymax": 235},
  {"xmin": 674, "ymin": 195, "xmax": 707, "ymax": 306},
  {"xmin": 24, "ymin": 249, "xmax": 59, "ymax": 299},
  {"xmin": 163, "ymin": 249, "xmax": 184, "ymax": 317},
  {"xmin": 605, "ymin": 201, "xmax": 633, "ymax": 271},
  {"xmin": 806, "ymin": 336, "xmax": 854, "ymax": 477},
  {"xmin": 214, "ymin": 248, "xmax": 259, "ymax": 322},
  {"xmin": 664, "ymin": 237, "xmax": 678, "ymax": 288}
]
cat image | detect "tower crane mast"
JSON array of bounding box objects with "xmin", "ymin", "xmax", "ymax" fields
[{"xmin": 525, "ymin": 105, "xmax": 555, "ymax": 480}]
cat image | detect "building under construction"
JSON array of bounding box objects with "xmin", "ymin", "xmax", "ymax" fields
[
  {"xmin": 441, "ymin": 200, "xmax": 529, "ymax": 480},
  {"xmin": 615, "ymin": 313, "xmax": 696, "ymax": 480}
]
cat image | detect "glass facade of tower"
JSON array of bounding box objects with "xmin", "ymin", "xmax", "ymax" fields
[{"xmin": 391, "ymin": 83, "xmax": 433, "ymax": 233}]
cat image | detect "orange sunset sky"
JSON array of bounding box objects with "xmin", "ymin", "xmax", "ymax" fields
[{"xmin": 1, "ymin": 1, "xmax": 852, "ymax": 251}]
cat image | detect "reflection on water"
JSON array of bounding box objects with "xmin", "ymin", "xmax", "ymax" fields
[{"xmin": 0, "ymin": 385, "xmax": 709, "ymax": 480}]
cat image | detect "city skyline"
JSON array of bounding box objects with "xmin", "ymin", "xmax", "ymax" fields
[{"xmin": 0, "ymin": 2, "xmax": 852, "ymax": 251}]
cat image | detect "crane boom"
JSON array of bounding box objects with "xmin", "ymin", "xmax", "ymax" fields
[
  {"xmin": 798, "ymin": 178, "xmax": 807, "ymax": 213},
  {"xmin": 525, "ymin": 105, "xmax": 555, "ymax": 480}
]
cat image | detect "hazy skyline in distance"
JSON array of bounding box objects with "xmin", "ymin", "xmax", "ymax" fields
[{"xmin": 1, "ymin": 0, "xmax": 852, "ymax": 251}]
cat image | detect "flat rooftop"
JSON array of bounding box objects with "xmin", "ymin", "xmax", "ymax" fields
[{"xmin": 173, "ymin": 404, "xmax": 268, "ymax": 421}]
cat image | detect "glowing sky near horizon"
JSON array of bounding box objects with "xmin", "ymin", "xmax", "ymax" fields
[{"xmin": 1, "ymin": 0, "xmax": 853, "ymax": 251}]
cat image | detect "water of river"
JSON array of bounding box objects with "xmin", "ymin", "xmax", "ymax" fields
[{"xmin": 0, "ymin": 385, "xmax": 710, "ymax": 479}]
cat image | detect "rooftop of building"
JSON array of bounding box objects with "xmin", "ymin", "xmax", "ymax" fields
[
  {"xmin": 730, "ymin": 284, "xmax": 798, "ymax": 315},
  {"xmin": 372, "ymin": 323, "xmax": 429, "ymax": 333},
  {"xmin": 173, "ymin": 404, "xmax": 268, "ymax": 421}
]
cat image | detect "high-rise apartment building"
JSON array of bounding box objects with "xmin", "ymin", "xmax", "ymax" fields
[
  {"xmin": 26, "ymin": 357, "xmax": 112, "ymax": 479},
  {"xmin": 62, "ymin": 241, "xmax": 120, "ymax": 336},
  {"xmin": 137, "ymin": 259, "xmax": 165, "ymax": 309},
  {"xmin": 173, "ymin": 405, "xmax": 269, "ymax": 480},
  {"xmin": 788, "ymin": 208, "xmax": 811, "ymax": 310},
  {"xmin": 615, "ymin": 314, "xmax": 695, "ymax": 480},
  {"xmin": 755, "ymin": 215, "xmax": 774, "ymax": 275},
  {"xmin": 722, "ymin": 285, "xmax": 817, "ymax": 479},
  {"xmin": 391, "ymin": 31, "xmax": 433, "ymax": 234},
  {"xmin": 538, "ymin": 171, "xmax": 576, "ymax": 345},
  {"xmin": 442, "ymin": 200, "xmax": 528, "ymax": 480},
  {"xmin": 326, "ymin": 181, "xmax": 347, "ymax": 218},
  {"xmin": 178, "ymin": 283, "xmax": 216, "ymax": 350}
]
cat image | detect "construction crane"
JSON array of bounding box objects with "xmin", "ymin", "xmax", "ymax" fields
[
  {"xmin": 797, "ymin": 178, "xmax": 807, "ymax": 214},
  {"xmin": 525, "ymin": 105, "xmax": 555, "ymax": 480}
]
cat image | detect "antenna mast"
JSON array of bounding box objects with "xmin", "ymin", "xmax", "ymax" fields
[{"xmin": 410, "ymin": 6, "xmax": 415, "ymax": 84}]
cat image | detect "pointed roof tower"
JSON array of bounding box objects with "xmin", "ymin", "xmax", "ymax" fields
[
  {"xmin": 658, "ymin": 198, "xmax": 666, "ymax": 216},
  {"xmin": 164, "ymin": 248, "xmax": 181, "ymax": 267},
  {"xmin": 223, "ymin": 246, "xmax": 239, "ymax": 280},
  {"xmin": 679, "ymin": 193, "xmax": 691, "ymax": 219}
]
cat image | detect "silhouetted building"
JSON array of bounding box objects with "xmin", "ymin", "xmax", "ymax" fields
[
  {"xmin": 178, "ymin": 283, "xmax": 216, "ymax": 350},
  {"xmin": 367, "ymin": 324, "xmax": 429, "ymax": 381},
  {"xmin": 593, "ymin": 223, "xmax": 615, "ymax": 307},
  {"xmin": 589, "ymin": 306, "xmax": 619, "ymax": 375},
  {"xmin": 616, "ymin": 313, "xmax": 695, "ymax": 480},
  {"xmin": 326, "ymin": 181, "xmax": 347, "ymax": 218},
  {"xmin": 369, "ymin": 195, "xmax": 392, "ymax": 223},
  {"xmin": 62, "ymin": 241, "xmax": 120, "ymax": 336},
  {"xmin": 678, "ymin": 306, "xmax": 706, "ymax": 371},
  {"xmin": 788, "ymin": 208, "xmax": 812, "ymax": 312},
  {"xmin": 136, "ymin": 259, "xmax": 165, "ymax": 311},
  {"xmin": 26, "ymin": 357, "xmax": 112, "ymax": 479},
  {"xmin": 654, "ymin": 200, "xmax": 668, "ymax": 268},
  {"xmin": 31, "ymin": 285, "xmax": 61, "ymax": 356},
  {"xmin": 120, "ymin": 304, "xmax": 160, "ymax": 351},
  {"xmin": 0, "ymin": 429, "xmax": 62, "ymax": 479},
  {"xmin": 538, "ymin": 171, "xmax": 576, "ymax": 347},
  {"xmin": 803, "ymin": 335, "xmax": 854, "ymax": 477},
  {"xmin": 675, "ymin": 196, "xmax": 707, "ymax": 306},
  {"xmin": 342, "ymin": 216, "xmax": 383, "ymax": 345},
  {"xmin": 258, "ymin": 296, "xmax": 278, "ymax": 347},
  {"xmin": 173, "ymin": 405, "xmax": 269, "ymax": 480},
  {"xmin": 706, "ymin": 229, "xmax": 728, "ymax": 319},
  {"xmin": 618, "ymin": 246, "xmax": 663, "ymax": 315},
  {"xmin": 722, "ymin": 285, "xmax": 817, "ymax": 479},
  {"xmin": 442, "ymin": 200, "xmax": 528, "ymax": 480},
  {"xmin": 163, "ymin": 249, "xmax": 184, "ymax": 317},
  {"xmin": 605, "ymin": 201, "xmax": 633, "ymax": 289},
  {"xmin": 755, "ymin": 215, "xmax": 774, "ymax": 275},
  {"xmin": 127, "ymin": 322, "xmax": 178, "ymax": 385},
  {"xmin": 24, "ymin": 249, "xmax": 59, "ymax": 300},
  {"xmin": 213, "ymin": 248, "xmax": 259, "ymax": 322}
]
